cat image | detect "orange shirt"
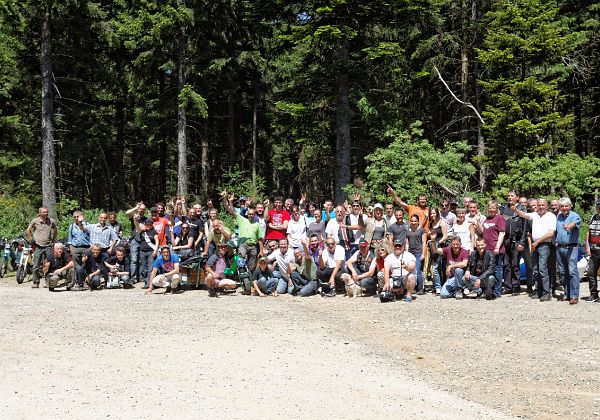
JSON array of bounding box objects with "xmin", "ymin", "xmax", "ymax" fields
[{"xmin": 406, "ymin": 204, "xmax": 429, "ymax": 230}]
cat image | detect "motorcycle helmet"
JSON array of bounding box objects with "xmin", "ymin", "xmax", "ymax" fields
[{"xmin": 379, "ymin": 290, "xmax": 395, "ymax": 303}]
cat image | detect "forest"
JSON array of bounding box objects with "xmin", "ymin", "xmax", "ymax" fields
[{"xmin": 0, "ymin": 0, "xmax": 599, "ymax": 223}]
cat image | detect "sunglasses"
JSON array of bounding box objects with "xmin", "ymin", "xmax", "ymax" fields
[{"xmin": 326, "ymin": 243, "xmax": 335, "ymax": 246}]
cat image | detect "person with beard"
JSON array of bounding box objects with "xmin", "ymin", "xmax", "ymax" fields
[{"xmin": 265, "ymin": 196, "xmax": 290, "ymax": 242}]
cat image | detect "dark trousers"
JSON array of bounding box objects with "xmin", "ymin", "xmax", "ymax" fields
[
  {"xmin": 32, "ymin": 246, "xmax": 52, "ymax": 284},
  {"xmin": 139, "ymin": 250, "xmax": 155, "ymax": 287},
  {"xmin": 549, "ymin": 243, "xmax": 558, "ymax": 290},
  {"xmin": 521, "ymin": 244, "xmax": 534, "ymax": 288},
  {"xmin": 503, "ymin": 241, "xmax": 521, "ymax": 290},
  {"xmin": 588, "ymin": 253, "xmax": 600, "ymax": 296},
  {"xmin": 316, "ymin": 267, "xmax": 345, "ymax": 291}
]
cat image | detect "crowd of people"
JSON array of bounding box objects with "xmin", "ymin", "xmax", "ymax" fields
[{"xmin": 25, "ymin": 188, "xmax": 600, "ymax": 304}]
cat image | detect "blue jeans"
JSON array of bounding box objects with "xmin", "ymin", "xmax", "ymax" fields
[
  {"xmin": 139, "ymin": 250, "xmax": 155, "ymax": 287},
  {"xmin": 440, "ymin": 268, "xmax": 465, "ymax": 299},
  {"xmin": 290, "ymin": 271, "xmax": 319, "ymax": 296},
  {"xmin": 256, "ymin": 275, "xmax": 278, "ymax": 294},
  {"xmin": 533, "ymin": 243, "xmax": 551, "ymax": 297},
  {"xmin": 432, "ymin": 257, "xmax": 441, "ymax": 292},
  {"xmin": 557, "ymin": 246, "xmax": 579, "ymax": 298},
  {"xmin": 493, "ymin": 253, "xmax": 505, "ymax": 297},
  {"xmin": 413, "ymin": 252, "xmax": 423, "ymax": 291},
  {"xmin": 465, "ymin": 274, "xmax": 484, "ymax": 296},
  {"xmin": 129, "ymin": 239, "xmax": 140, "ymax": 280}
]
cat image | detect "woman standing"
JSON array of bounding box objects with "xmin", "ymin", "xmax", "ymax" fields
[
  {"xmin": 427, "ymin": 208, "xmax": 448, "ymax": 294},
  {"xmin": 406, "ymin": 215, "xmax": 427, "ymax": 294}
]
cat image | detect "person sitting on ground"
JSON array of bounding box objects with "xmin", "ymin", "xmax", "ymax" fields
[
  {"xmin": 204, "ymin": 242, "xmax": 238, "ymax": 297},
  {"xmin": 434, "ymin": 237, "xmax": 470, "ymax": 299},
  {"xmin": 317, "ymin": 238, "xmax": 346, "ymax": 296},
  {"xmin": 372, "ymin": 244, "xmax": 389, "ymax": 294},
  {"xmin": 43, "ymin": 242, "xmax": 75, "ymax": 292},
  {"xmin": 202, "ymin": 219, "xmax": 231, "ymax": 258},
  {"xmin": 104, "ymin": 246, "xmax": 133, "ymax": 288},
  {"xmin": 289, "ymin": 238, "xmax": 319, "ymax": 296},
  {"xmin": 383, "ymin": 239, "xmax": 417, "ymax": 302},
  {"xmin": 342, "ymin": 238, "xmax": 376, "ymax": 295},
  {"xmin": 252, "ymin": 257, "xmax": 277, "ymax": 297},
  {"xmin": 223, "ymin": 191, "xmax": 263, "ymax": 271},
  {"xmin": 76, "ymin": 244, "xmax": 107, "ymax": 291},
  {"xmin": 146, "ymin": 246, "xmax": 181, "ymax": 295},
  {"xmin": 267, "ymin": 238, "xmax": 296, "ymax": 295},
  {"xmin": 464, "ymin": 238, "xmax": 496, "ymax": 299}
]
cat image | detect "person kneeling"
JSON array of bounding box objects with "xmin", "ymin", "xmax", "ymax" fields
[
  {"xmin": 383, "ymin": 239, "xmax": 417, "ymax": 302},
  {"xmin": 146, "ymin": 246, "xmax": 181, "ymax": 294},
  {"xmin": 43, "ymin": 243, "xmax": 75, "ymax": 291},
  {"xmin": 435, "ymin": 237, "xmax": 469, "ymax": 299},
  {"xmin": 464, "ymin": 238, "xmax": 497, "ymax": 299},
  {"xmin": 104, "ymin": 246, "xmax": 133, "ymax": 288},
  {"xmin": 252, "ymin": 257, "xmax": 277, "ymax": 296},
  {"xmin": 204, "ymin": 242, "xmax": 237, "ymax": 297}
]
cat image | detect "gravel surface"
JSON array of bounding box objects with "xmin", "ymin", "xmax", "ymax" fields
[{"xmin": 0, "ymin": 275, "xmax": 598, "ymax": 419}]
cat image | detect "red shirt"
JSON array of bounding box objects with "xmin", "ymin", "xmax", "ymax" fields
[
  {"xmin": 152, "ymin": 217, "xmax": 170, "ymax": 246},
  {"xmin": 265, "ymin": 209, "xmax": 290, "ymax": 241},
  {"xmin": 442, "ymin": 247, "xmax": 469, "ymax": 277},
  {"xmin": 482, "ymin": 214, "xmax": 506, "ymax": 254}
]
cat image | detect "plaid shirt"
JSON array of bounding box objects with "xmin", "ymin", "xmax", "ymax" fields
[{"xmin": 88, "ymin": 223, "xmax": 118, "ymax": 248}]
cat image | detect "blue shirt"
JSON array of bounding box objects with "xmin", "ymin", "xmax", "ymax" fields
[
  {"xmin": 68, "ymin": 223, "xmax": 91, "ymax": 247},
  {"xmin": 153, "ymin": 253, "xmax": 180, "ymax": 274},
  {"xmin": 556, "ymin": 211, "xmax": 581, "ymax": 245}
]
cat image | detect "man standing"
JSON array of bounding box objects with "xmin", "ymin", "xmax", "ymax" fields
[
  {"xmin": 325, "ymin": 205, "xmax": 357, "ymax": 260},
  {"xmin": 88, "ymin": 212, "xmax": 118, "ymax": 257},
  {"xmin": 516, "ymin": 199, "xmax": 557, "ymax": 301},
  {"xmin": 440, "ymin": 199, "xmax": 457, "ymax": 235},
  {"xmin": 387, "ymin": 208, "xmax": 408, "ymax": 250},
  {"xmin": 126, "ymin": 202, "xmax": 147, "ymax": 283},
  {"xmin": 555, "ymin": 197, "xmax": 581, "ymax": 304},
  {"xmin": 584, "ymin": 200, "xmax": 600, "ymax": 303},
  {"xmin": 223, "ymin": 192, "xmax": 263, "ymax": 271},
  {"xmin": 264, "ymin": 196, "xmax": 290, "ymax": 242},
  {"xmin": 68, "ymin": 210, "xmax": 91, "ymax": 272},
  {"xmin": 387, "ymin": 187, "xmax": 429, "ymax": 229},
  {"xmin": 26, "ymin": 207, "xmax": 57, "ymax": 288},
  {"xmin": 384, "ymin": 203, "xmax": 396, "ymax": 225},
  {"xmin": 500, "ymin": 191, "xmax": 527, "ymax": 295}
]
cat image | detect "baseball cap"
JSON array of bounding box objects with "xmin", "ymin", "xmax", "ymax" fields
[
  {"xmin": 393, "ymin": 238, "xmax": 404, "ymax": 246},
  {"xmin": 258, "ymin": 256, "xmax": 267, "ymax": 263},
  {"xmin": 144, "ymin": 218, "xmax": 153, "ymax": 225},
  {"xmin": 150, "ymin": 207, "xmax": 159, "ymax": 213},
  {"xmin": 373, "ymin": 203, "xmax": 384, "ymax": 210},
  {"xmin": 449, "ymin": 198, "xmax": 458, "ymax": 204},
  {"xmin": 359, "ymin": 239, "xmax": 369, "ymax": 247},
  {"xmin": 240, "ymin": 196, "xmax": 248, "ymax": 202}
]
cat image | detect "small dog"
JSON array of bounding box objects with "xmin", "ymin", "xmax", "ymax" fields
[{"xmin": 341, "ymin": 273, "xmax": 362, "ymax": 298}]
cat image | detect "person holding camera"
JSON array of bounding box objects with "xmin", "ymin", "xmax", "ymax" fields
[{"xmin": 382, "ymin": 239, "xmax": 417, "ymax": 302}]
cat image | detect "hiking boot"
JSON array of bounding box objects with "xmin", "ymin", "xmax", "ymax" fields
[
  {"xmin": 584, "ymin": 294, "xmax": 599, "ymax": 302},
  {"xmin": 208, "ymin": 288, "xmax": 218, "ymax": 297},
  {"xmin": 539, "ymin": 294, "xmax": 552, "ymax": 302},
  {"xmin": 455, "ymin": 289, "xmax": 464, "ymax": 300},
  {"xmin": 482, "ymin": 278, "xmax": 494, "ymax": 299},
  {"xmin": 31, "ymin": 282, "xmax": 40, "ymax": 289},
  {"xmin": 71, "ymin": 284, "xmax": 85, "ymax": 291}
]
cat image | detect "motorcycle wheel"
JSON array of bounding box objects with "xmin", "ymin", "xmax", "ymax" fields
[{"xmin": 16, "ymin": 266, "xmax": 24, "ymax": 284}]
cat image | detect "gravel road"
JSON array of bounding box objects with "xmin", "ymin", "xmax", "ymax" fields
[{"xmin": 0, "ymin": 276, "xmax": 598, "ymax": 419}]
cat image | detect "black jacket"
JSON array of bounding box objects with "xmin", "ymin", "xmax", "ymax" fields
[{"xmin": 467, "ymin": 250, "xmax": 495, "ymax": 280}]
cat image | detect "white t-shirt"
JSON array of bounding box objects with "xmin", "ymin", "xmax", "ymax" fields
[
  {"xmin": 325, "ymin": 218, "xmax": 343, "ymax": 244},
  {"xmin": 321, "ymin": 245, "xmax": 345, "ymax": 268},
  {"xmin": 267, "ymin": 248, "xmax": 295, "ymax": 279},
  {"xmin": 528, "ymin": 211, "xmax": 557, "ymax": 242},
  {"xmin": 286, "ymin": 217, "xmax": 307, "ymax": 248},
  {"xmin": 453, "ymin": 220, "xmax": 473, "ymax": 250},
  {"xmin": 385, "ymin": 214, "xmax": 397, "ymax": 226},
  {"xmin": 348, "ymin": 213, "xmax": 367, "ymax": 245},
  {"xmin": 384, "ymin": 251, "xmax": 416, "ymax": 277},
  {"xmin": 441, "ymin": 211, "xmax": 457, "ymax": 233}
]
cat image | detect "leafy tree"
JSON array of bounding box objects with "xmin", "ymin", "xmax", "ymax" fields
[{"xmin": 352, "ymin": 122, "xmax": 476, "ymax": 204}]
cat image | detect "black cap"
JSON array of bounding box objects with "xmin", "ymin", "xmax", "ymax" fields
[
  {"xmin": 144, "ymin": 218, "xmax": 153, "ymax": 225},
  {"xmin": 449, "ymin": 198, "xmax": 457, "ymax": 204},
  {"xmin": 393, "ymin": 239, "xmax": 404, "ymax": 246}
]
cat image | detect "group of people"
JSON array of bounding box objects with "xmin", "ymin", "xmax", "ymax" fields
[{"xmin": 25, "ymin": 188, "xmax": 600, "ymax": 304}]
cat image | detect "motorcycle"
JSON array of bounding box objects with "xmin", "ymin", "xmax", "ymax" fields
[{"xmin": 14, "ymin": 237, "xmax": 33, "ymax": 284}]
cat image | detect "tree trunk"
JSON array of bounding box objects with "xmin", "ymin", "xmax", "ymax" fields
[
  {"xmin": 41, "ymin": 7, "xmax": 57, "ymax": 218},
  {"xmin": 335, "ymin": 44, "xmax": 351, "ymax": 204},
  {"xmin": 177, "ymin": 23, "xmax": 188, "ymax": 197},
  {"xmin": 200, "ymin": 120, "xmax": 209, "ymax": 200},
  {"xmin": 252, "ymin": 95, "xmax": 258, "ymax": 192},
  {"xmin": 472, "ymin": 0, "xmax": 486, "ymax": 191},
  {"xmin": 227, "ymin": 72, "xmax": 236, "ymax": 166},
  {"xmin": 460, "ymin": 0, "xmax": 470, "ymax": 138}
]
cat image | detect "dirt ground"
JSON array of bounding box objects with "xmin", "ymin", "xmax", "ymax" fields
[{"xmin": 1, "ymin": 274, "xmax": 598, "ymax": 419}]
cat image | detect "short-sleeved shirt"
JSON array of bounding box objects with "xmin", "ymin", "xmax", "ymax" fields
[
  {"xmin": 105, "ymin": 255, "xmax": 129, "ymax": 273},
  {"xmin": 405, "ymin": 205, "xmax": 429, "ymax": 230},
  {"xmin": 321, "ymin": 245, "xmax": 345, "ymax": 269},
  {"xmin": 153, "ymin": 253, "xmax": 180, "ymax": 274},
  {"xmin": 265, "ymin": 209, "xmax": 291, "ymax": 241},
  {"xmin": 28, "ymin": 217, "xmax": 57, "ymax": 247},
  {"xmin": 307, "ymin": 222, "xmax": 326, "ymax": 242},
  {"xmin": 482, "ymin": 214, "xmax": 506, "ymax": 253},
  {"xmin": 556, "ymin": 211, "xmax": 581, "ymax": 245},
  {"xmin": 442, "ymin": 247, "xmax": 469, "ymax": 277},
  {"xmin": 440, "ymin": 211, "xmax": 457, "ymax": 233},
  {"xmin": 140, "ymin": 228, "xmax": 158, "ymax": 252},
  {"xmin": 207, "ymin": 227, "xmax": 232, "ymax": 246},
  {"xmin": 388, "ymin": 222, "xmax": 408, "ymax": 245},
  {"xmin": 84, "ymin": 251, "xmax": 106, "ymax": 275},
  {"xmin": 527, "ymin": 211, "xmax": 557, "ymax": 242},
  {"xmin": 187, "ymin": 216, "xmax": 204, "ymax": 238},
  {"xmin": 151, "ymin": 217, "xmax": 170, "ymax": 246},
  {"xmin": 253, "ymin": 267, "xmax": 273, "ymax": 281},
  {"xmin": 46, "ymin": 251, "xmax": 71, "ymax": 272},
  {"xmin": 286, "ymin": 217, "xmax": 307, "ymax": 248},
  {"xmin": 589, "ymin": 214, "xmax": 600, "ymax": 249},
  {"xmin": 130, "ymin": 214, "xmax": 148, "ymax": 241},
  {"xmin": 406, "ymin": 227, "xmax": 425, "ymax": 255},
  {"xmin": 385, "ymin": 251, "xmax": 416, "ymax": 277},
  {"xmin": 236, "ymin": 214, "xmax": 262, "ymax": 245},
  {"xmin": 267, "ymin": 248, "xmax": 295, "ymax": 279}
]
